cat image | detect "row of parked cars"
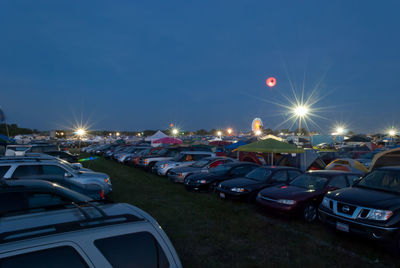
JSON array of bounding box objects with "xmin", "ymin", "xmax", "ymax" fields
[
  {"xmin": 0, "ymin": 146, "xmax": 182, "ymax": 267},
  {"xmin": 89, "ymin": 142, "xmax": 400, "ymax": 253}
]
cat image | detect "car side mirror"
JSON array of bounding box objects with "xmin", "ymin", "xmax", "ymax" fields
[
  {"xmin": 72, "ymin": 163, "xmax": 83, "ymax": 169},
  {"xmin": 64, "ymin": 172, "xmax": 73, "ymax": 178}
]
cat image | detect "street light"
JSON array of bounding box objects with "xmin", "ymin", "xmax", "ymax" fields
[
  {"xmin": 227, "ymin": 128, "xmax": 232, "ymax": 135},
  {"xmin": 76, "ymin": 128, "xmax": 86, "ymax": 137},
  {"xmin": 116, "ymin": 132, "xmax": 120, "ymax": 137},
  {"xmin": 172, "ymin": 128, "xmax": 179, "ymax": 136},
  {"xmin": 389, "ymin": 130, "xmax": 396, "ymax": 136},
  {"xmin": 217, "ymin": 131, "xmax": 222, "ymax": 137},
  {"xmin": 336, "ymin": 127, "xmax": 344, "ymax": 135}
]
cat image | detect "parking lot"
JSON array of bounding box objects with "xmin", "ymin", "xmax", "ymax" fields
[{"xmin": 80, "ymin": 153, "xmax": 398, "ymax": 268}]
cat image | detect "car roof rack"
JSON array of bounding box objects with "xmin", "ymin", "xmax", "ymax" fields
[{"xmin": 0, "ymin": 202, "xmax": 144, "ymax": 244}]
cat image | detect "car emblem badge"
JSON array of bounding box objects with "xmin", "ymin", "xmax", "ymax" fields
[{"xmin": 342, "ymin": 205, "xmax": 350, "ymax": 213}]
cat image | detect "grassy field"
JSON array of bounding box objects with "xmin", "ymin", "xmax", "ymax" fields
[{"xmin": 81, "ymin": 156, "xmax": 397, "ymax": 268}]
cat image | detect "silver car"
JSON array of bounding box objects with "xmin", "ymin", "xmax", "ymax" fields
[
  {"xmin": 155, "ymin": 151, "xmax": 215, "ymax": 176},
  {"xmin": 168, "ymin": 157, "xmax": 236, "ymax": 183}
]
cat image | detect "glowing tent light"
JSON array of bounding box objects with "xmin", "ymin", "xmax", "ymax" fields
[{"xmin": 266, "ymin": 77, "xmax": 276, "ymax": 88}]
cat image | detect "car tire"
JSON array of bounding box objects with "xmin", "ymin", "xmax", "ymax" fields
[{"xmin": 303, "ymin": 203, "xmax": 317, "ymax": 222}]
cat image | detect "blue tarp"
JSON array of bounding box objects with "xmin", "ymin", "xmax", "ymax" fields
[
  {"xmin": 0, "ymin": 134, "xmax": 15, "ymax": 143},
  {"xmin": 225, "ymin": 140, "xmax": 248, "ymax": 150}
]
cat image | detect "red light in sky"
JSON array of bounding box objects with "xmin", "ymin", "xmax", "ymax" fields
[{"xmin": 266, "ymin": 77, "xmax": 276, "ymax": 87}]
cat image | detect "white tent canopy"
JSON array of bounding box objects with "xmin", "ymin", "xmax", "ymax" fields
[{"xmin": 145, "ymin": 130, "xmax": 169, "ymax": 141}]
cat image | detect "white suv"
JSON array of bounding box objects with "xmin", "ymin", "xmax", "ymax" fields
[{"xmin": 0, "ymin": 202, "xmax": 182, "ymax": 267}]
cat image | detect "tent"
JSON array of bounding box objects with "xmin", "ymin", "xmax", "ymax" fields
[
  {"xmin": 237, "ymin": 138, "xmax": 304, "ymax": 165},
  {"xmin": 145, "ymin": 131, "xmax": 168, "ymax": 141},
  {"xmin": 225, "ymin": 140, "xmax": 248, "ymax": 150},
  {"xmin": 325, "ymin": 158, "xmax": 368, "ymax": 174},
  {"xmin": 237, "ymin": 138, "xmax": 305, "ymax": 153},
  {"xmin": 369, "ymin": 148, "xmax": 400, "ymax": 170},
  {"xmin": 153, "ymin": 137, "xmax": 182, "ymax": 144}
]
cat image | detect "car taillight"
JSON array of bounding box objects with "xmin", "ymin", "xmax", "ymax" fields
[
  {"xmin": 144, "ymin": 159, "xmax": 148, "ymax": 165},
  {"xmin": 99, "ymin": 190, "xmax": 105, "ymax": 199}
]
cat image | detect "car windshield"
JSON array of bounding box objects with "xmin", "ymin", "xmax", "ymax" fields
[
  {"xmin": 245, "ymin": 168, "xmax": 272, "ymax": 181},
  {"xmin": 157, "ymin": 148, "xmax": 168, "ymax": 155},
  {"xmin": 289, "ymin": 174, "xmax": 329, "ymax": 190},
  {"xmin": 209, "ymin": 164, "xmax": 231, "ymax": 174},
  {"xmin": 191, "ymin": 159, "xmax": 211, "ymax": 168},
  {"xmin": 357, "ymin": 170, "xmax": 400, "ymax": 194}
]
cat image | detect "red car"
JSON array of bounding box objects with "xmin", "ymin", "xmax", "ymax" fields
[{"xmin": 255, "ymin": 170, "xmax": 360, "ymax": 222}]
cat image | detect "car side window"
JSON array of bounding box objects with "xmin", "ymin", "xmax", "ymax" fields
[
  {"xmin": 192, "ymin": 154, "xmax": 207, "ymax": 161},
  {"xmin": 270, "ymin": 171, "xmax": 288, "ymax": 182},
  {"xmin": 42, "ymin": 165, "xmax": 67, "ymax": 177},
  {"xmin": 12, "ymin": 165, "xmax": 41, "ymax": 178},
  {"xmin": 327, "ymin": 175, "xmax": 348, "ymax": 189},
  {"xmin": 94, "ymin": 232, "xmax": 170, "ymax": 268},
  {"xmin": 0, "ymin": 246, "xmax": 88, "ymax": 268},
  {"xmin": 288, "ymin": 170, "xmax": 301, "ymax": 179},
  {"xmin": 0, "ymin": 165, "xmax": 11, "ymax": 178}
]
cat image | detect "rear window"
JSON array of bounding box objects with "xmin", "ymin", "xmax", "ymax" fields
[
  {"xmin": 0, "ymin": 246, "xmax": 88, "ymax": 268},
  {"xmin": 0, "ymin": 165, "xmax": 10, "ymax": 177},
  {"xmin": 94, "ymin": 232, "xmax": 169, "ymax": 268}
]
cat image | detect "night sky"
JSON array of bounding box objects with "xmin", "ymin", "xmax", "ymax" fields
[{"xmin": 1, "ymin": 1, "xmax": 399, "ymax": 133}]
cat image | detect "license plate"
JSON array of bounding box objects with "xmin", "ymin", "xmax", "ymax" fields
[
  {"xmin": 336, "ymin": 222, "xmax": 349, "ymax": 232},
  {"xmin": 219, "ymin": 192, "xmax": 225, "ymax": 198}
]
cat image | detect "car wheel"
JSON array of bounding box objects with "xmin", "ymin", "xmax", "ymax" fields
[{"xmin": 303, "ymin": 203, "xmax": 317, "ymax": 222}]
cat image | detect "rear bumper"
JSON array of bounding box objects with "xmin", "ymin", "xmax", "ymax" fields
[{"xmin": 318, "ymin": 209, "xmax": 398, "ymax": 240}]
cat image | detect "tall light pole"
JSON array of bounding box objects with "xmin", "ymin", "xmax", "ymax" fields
[{"xmin": 293, "ymin": 105, "xmax": 309, "ymax": 135}]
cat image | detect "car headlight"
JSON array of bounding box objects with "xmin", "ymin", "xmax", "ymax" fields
[
  {"xmin": 196, "ymin": 179, "xmax": 207, "ymax": 184},
  {"xmin": 321, "ymin": 197, "xmax": 330, "ymax": 208},
  {"xmin": 230, "ymin": 187, "xmax": 247, "ymax": 193},
  {"xmin": 277, "ymin": 199, "xmax": 297, "ymax": 205},
  {"xmin": 366, "ymin": 209, "xmax": 393, "ymax": 221},
  {"xmin": 161, "ymin": 164, "xmax": 168, "ymax": 168},
  {"xmin": 105, "ymin": 178, "xmax": 112, "ymax": 185}
]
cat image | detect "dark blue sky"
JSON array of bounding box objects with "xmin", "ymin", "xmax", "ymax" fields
[{"xmin": 1, "ymin": 1, "xmax": 399, "ymax": 133}]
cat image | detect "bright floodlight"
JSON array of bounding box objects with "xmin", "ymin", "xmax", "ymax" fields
[
  {"xmin": 217, "ymin": 131, "xmax": 222, "ymax": 137},
  {"xmin": 76, "ymin": 128, "xmax": 86, "ymax": 136},
  {"xmin": 116, "ymin": 132, "xmax": 120, "ymax": 136},
  {"xmin": 227, "ymin": 128, "xmax": 232, "ymax": 135},
  {"xmin": 336, "ymin": 127, "xmax": 344, "ymax": 135},
  {"xmin": 389, "ymin": 130, "xmax": 396, "ymax": 136},
  {"xmin": 255, "ymin": 130, "xmax": 262, "ymax": 136},
  {"xmin": 294, "ymin": 105, "xmax": 309, "ymax": 117},
  {"xmin": 172, "ymin": 128, "xmax": 179, "ymax": 135}
]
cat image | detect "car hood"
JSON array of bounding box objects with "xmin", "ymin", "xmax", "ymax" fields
[
  {"xmin": 171, "ymin": 166, "xmax": 202, "ymax": 174},
  {"xmin": 258, "ymin": 185, "xmax": 322, "ymax": 201},
  {"xmin": 327, "ymin": 187, "xmax": 400, "ymax": 210},
  {"xmin": 220, "ymin": 177, "xmax": 262, "ymax": 188}
]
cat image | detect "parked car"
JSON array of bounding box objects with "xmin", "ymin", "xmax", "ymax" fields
[
  {"xmin": 11, "ymin": 174, "xmax": 106, "ymax": 200},
  {"xmin": 257, "ymin": 170, "xmax": 359, "ymax": 222},
  {"xmin": 216, "ymin": 166, "xmax": 303, "ymax": 202},
  {"xmin": 125, "ymin": 147, "xmax": 164, "ymax": 166},
  {"xmin": 28, "ymin": 143, "xmax": 60, "ymax": 153},
  {"xmin": 0, "ymin": 179, "xmax": 93, "ymax": 214},
  {"xmin": 139, "ymin": 148, "xmax": 183, "ymax": 170},
  {"xmin": 0, "ymin": 157, "xmax": 112, "ymax": 194},
  {"xmin": 45, "ymin": 150, "xmax": 79, "ymax": 163},
  {"xmin": 168, "ymin": 157, "xmax": 236, "ymax": 183},
  {"xmin": 114, "ymin": 146, "xmax": 149, "ymax": 163},
  {"xmin": 319, "ymin": 167, "xmax": 400, "ymax": 252},
  {"xmin": 0, "ymin": 201, "xmax": 182, "ymax": 267},
  {"xmin": 155, "ymin": 151, "xmax": 215, "ymax": 176},
  {"xmin": 184, "ymin": 162, "xmax": 260, "ymax": 192}
]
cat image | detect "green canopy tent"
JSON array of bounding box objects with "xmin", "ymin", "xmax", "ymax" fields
[{"xmin": 237, "ymin": 138, "xmax": 304, "ymax": 165}]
